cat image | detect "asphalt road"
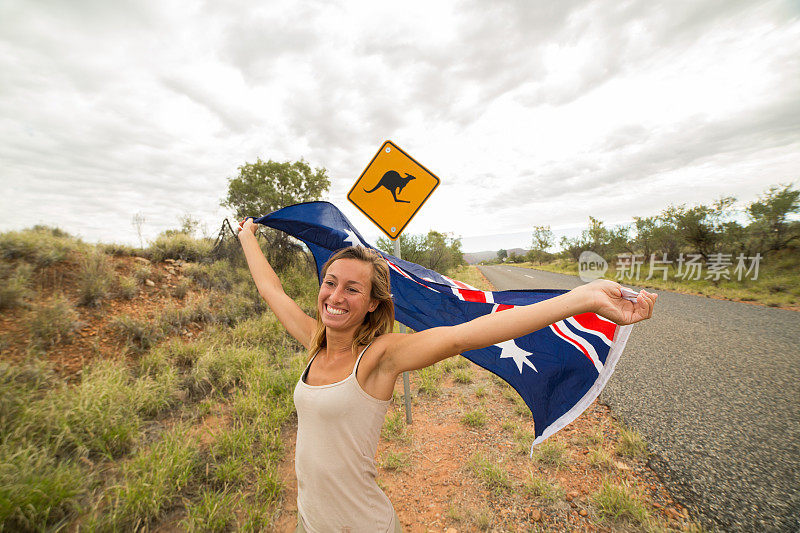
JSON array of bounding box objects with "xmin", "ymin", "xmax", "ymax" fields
[{"xmin": 478, "ymin": 265, "xmax": 800, "ymax": 532}]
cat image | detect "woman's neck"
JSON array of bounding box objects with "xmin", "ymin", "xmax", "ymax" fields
[{"xmin": 324, "ymin": 328, "xmax": 356, "ymax": 359}]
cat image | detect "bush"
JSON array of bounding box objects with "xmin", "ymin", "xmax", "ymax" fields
[
  {"xmin": 116, "ymin": 276, "xmax": 138, "ymax": 299},
  {"xmin": 0, "ymin": 227, "xmax": 83, "ymax": 267},
  {"xmin": 0, "ymin": 263, "xmax": 33, "ymax": 309},
  {"xmin": 111, "ymin": 315, "xmax": 164, "ymax": 353},
  {"xmin": 133, "ymin": 264, "xmax": 152, "ymax": 284},
  {"xmin": 28, "ymin": 295, "xmax": 80, "ymax": 349},
  {"xmin": 149, "ymin": 233, "xmax": 212, "ymax": 263},
  {"xmin": 77, "ymin": 250, "xmax": 114, "ymax": 306}
]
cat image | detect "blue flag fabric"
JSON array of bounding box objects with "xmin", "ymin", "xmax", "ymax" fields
[{"xmin": 254, "ymin": 201, "xmax": 632, "ymax": 449}]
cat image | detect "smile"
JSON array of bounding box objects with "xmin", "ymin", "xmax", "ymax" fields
[{"xmin": 325, "ymin": 304, "xmax": 348, "ymax": 315}]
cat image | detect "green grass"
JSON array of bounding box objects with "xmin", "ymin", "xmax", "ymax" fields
[
  {"xmin": 172, "ymin": 278, "xmax": 191, "ymax": 298},
  {"xmin": 589, "ymin": 446, "xmax": 615, "ymax": 470},
  {"xmin": 461, "ymin": 409, "xmax": 487, "ymax": 428},
  {"xmin": 0, "ymin": 251, "xmax": 319, "ymax": 531},
  {"xmin": 95, "ymin": 425, "xmax": 201, "ymax": 530},
  {"xmin": 523, "ymin": 247, "xmax": 800, "ymax": 308},
  {"xmin": 116, "ymin": 275, "xmax": 139, "ymax": 299},
  {"xmin": 591, "ymin": 476, "xmax": 650, "ymax": 525},
  {"xmin": 522, "ymin": 472, "xmax": 565, "ymax": 503},
  {"xmin": 445, "ymin": 264, "xmax": 493, "ymax": 291},
  {"xmin": 0, "ymin": 227, "xmax": 84, "ymax": 267},
  {"xmin": 616, "ymin": 424, "xmax": 648, "ymax": 458},
  {"xmin": 531, "ymin": 439, "xmax": 568, "ymax": 467},
  {"xmin": 452, "ymin": 368, "xmax": 474, "ymax": 384},
  {"xmin": 181, "ymin": 488, "xmax": 238, "ymax": 532},
  {"xmin": 474, "ymin": 384, "xmax": 487, "ymax": 398},
  {"xmin": 513, "ymin": 429, "xmax": 535, "ymax": 455},
  {"xmin": 416, "ymin": 364, "xmax": 444, "ymax": 395},
  {"xmin": 28, "ymin": 294, "xmax": 80, "ymax": 349},
  {"xmin": 0, "ymin": 263, "xmax": 33, "ymax": 309},
  {"xmin": 149, "ymin": 233, "xmax": 213, "ymax": 263},
  {"xmin": 132, "ymin": 264, "xmax": 152, "ymax": 284},
  {"xmin": 77, "ymin": 250, "xmax": 114, "ymax": 307},
  {"xmin": 468, "ymin": 453, "xmax": 511, "ymax": 494},
  {"xmin": 381, "ymin": 411, "xmax": 410, "ymax": 442},
  {"xmin": 380, "ymin": 450, "xmax": 410, "ymax": 471}
]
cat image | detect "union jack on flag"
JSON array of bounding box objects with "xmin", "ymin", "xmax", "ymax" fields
[{"xmin": 255, "ymin": 201, "xmax": 633, "ymax": 451}]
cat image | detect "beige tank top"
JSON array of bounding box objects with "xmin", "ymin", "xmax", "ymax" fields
[{"xmin": 293, "ymin": 343, "xmax": 396, "ymax": 533}]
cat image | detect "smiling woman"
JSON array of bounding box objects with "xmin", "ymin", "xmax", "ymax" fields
[{"xmin": 236, "ymin": 217, "xmax": 657, "ymax": 533}]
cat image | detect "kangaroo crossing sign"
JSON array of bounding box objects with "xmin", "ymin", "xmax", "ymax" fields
[{"xmin": 348, "ymin": 140, "xmax": 440, "ymax": 240}]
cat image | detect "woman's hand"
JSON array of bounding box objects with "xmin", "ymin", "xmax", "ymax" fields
[
  {"xmin": 237, "ymin": 217, "xmax": 257, "ymax": 238},
  {"xmin": 574, "ymin": 279, "xmax": 657, "ymax": 326}
]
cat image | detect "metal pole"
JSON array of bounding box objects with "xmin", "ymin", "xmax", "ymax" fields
[{"xmin": 393, "ymin": 239, "xmax": 413, "ymax": 425}]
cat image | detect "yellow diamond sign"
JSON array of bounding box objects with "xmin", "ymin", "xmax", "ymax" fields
[{"xmin": 348, "ymin": 140, "xmax": 440, "ymax": 240}]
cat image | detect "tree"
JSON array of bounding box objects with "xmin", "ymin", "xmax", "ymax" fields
[
  {"xmin": 531, "ymin": 225, "xmax": 553, "ymax": 251},
  {"xmin": 747, "ymin": 184, "xmax": 800, "ymax": 253},
  {"xmin": 221, "ymin": 158, "xmax": 330, "ymax": 268},
  {"xmin": 376, "ymin": 231, "xmax": 464, "ymax": 273},
  {"xmin": 131, "ymin": 212, "xmax": 145, "ymax": 249},
  {"xmin": 497, "ymin": 249, "xmax": 508, "ymax": 262}
]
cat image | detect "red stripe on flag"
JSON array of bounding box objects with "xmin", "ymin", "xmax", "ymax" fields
[
  {"xmin": 495, "ymin": 304, "xmax": 513, "ymax": 312},
  {"xmin": 573, "ymin": 313, "xmax": 616, "ymax": 342},
  {"xmin": 458, "ymin": 289, "xmax": 487, "ymax": 303},
  {"xmin": 551, "ymin": 322, "xmax": 594, "ymax": 365}
]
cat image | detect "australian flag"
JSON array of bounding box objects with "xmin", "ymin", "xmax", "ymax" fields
[{"xmin": 254, "ymin": 201, "xmax": 633, "ymax": 451}]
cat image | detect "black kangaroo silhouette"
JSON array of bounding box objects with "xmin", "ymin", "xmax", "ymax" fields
[{"xmin": 363, "ymin": 170, "xmax": 416, "ymax": 203}]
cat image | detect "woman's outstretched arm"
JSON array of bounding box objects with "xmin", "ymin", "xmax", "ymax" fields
[
  {"xmin": 379, "ymin": 279, "xmax": 657, "ymax": 375},
  {"xmin": 237, "ymin": 218, "xmax": 316, "ymax": 349}
]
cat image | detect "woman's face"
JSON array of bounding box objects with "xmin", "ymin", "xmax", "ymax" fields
[{"xmin": 318, "ymin": 258, "xmax": 378, "ymax": 332}]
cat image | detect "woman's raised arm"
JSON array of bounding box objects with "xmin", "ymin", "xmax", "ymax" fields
[
  {"xmin": 237, "ymin": 218, "xmax": 316, "ymax": 349},
  {"xmin": 379, "ymin": 279, "xmax": 657, "ymax": 375}
]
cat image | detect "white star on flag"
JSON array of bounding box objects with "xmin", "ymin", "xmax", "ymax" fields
[
  {"xmin": 343, "ymin": 228, "xmax": 362, "ymax": 247},
  {"xmin": 495, "ymin": 339, "xmax": 538, "ymax": 374}
]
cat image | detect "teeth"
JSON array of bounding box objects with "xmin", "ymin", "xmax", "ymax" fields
[{"xmin": 326, "ymin": 305, "xmax": 347, "ymax": 315}]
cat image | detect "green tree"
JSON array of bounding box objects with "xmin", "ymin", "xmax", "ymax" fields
[
  {"xmin": 747, "ymin": 184, "xmax": 800, "ymax": 254},
  {"xmin": 376, "ymin": 231, "xmax": 464, "ymax": 272},
  {"xmin": 221, "ymin": 158, "xmax": 330, "ymax": 268},
  {"xmin": 497, "ymin": 249, "xmax": 508, "ymax": 262},
  {"xmin": 528, "ymin": 225, "xmax": 554, "ymax": 264}
]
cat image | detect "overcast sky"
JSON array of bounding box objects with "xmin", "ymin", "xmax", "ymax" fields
[{"xmin": 1, "ymin": 0, "xmax": 798, "ymax": 252}]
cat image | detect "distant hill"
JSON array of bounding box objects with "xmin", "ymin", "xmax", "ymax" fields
[{"xmin": 463, "ymin": 247, "xmax": 529, "ymax": 264}]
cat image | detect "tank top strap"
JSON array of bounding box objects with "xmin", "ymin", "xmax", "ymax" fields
[{"xmin": 352, "ymin": 341, "xmax": 374, "ymax": 376}]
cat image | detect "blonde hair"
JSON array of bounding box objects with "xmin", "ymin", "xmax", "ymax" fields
[{"xmin": 307, "ymin": 247, "xmax": 394, "ymax": 359}]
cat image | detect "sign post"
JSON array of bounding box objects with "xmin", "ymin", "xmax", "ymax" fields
[{"xmin": 348, "ymin": 140, "xmax": 441, "ymax": 424}]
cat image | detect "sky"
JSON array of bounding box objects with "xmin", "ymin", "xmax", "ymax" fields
[{"xmin": 1, "ymin": 0, "xmax": 798, "ymax": 253}]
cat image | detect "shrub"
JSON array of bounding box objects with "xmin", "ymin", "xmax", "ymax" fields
[
  {"xmin": 116, "ymin": 275, "xmax": 138, "ymax": 299},
  {"xmin": 77, "ymin": 250, "xmax": 113, "ymax": 306},
  {"xmin": 0, "ymin": 263, "xmax": 33, "ymax": 309},
  {"xmin": 99, "ymin": 243, "xmax": 140, "ymax": 256},
  {"xmin": 172, "ymin": 278, "xmax": 191, "ymax": 299},
  {"xmin": 0, "ymin": 227, "xmax": 83, "ymax": 267},
  {"xmin": 513, "ymin": 429, "xmax": 535, "ymax": 455},
  {"xmin": 28, "ymin": 295, "xmax": 80, "ymax": 349},
  {"xmin": 149, "ymin": 233, "xmax": 212, "ymax": 263},
  {"xmin": 133, "ymin": 264, "xmax": 152, "ymax": 284},
  {"xmin": 111, "ymin": 315, "xmax": 164, "ymax": 353}
]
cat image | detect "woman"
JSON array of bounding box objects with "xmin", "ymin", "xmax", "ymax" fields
[{"xmin": 237, "ymin": 217, "xmax": 657, "ymax": 532}]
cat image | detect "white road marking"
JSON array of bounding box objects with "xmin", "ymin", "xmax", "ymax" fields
[{"xmin": 524, "ymin": 274, "xmax": 534, "ymax": 278}]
